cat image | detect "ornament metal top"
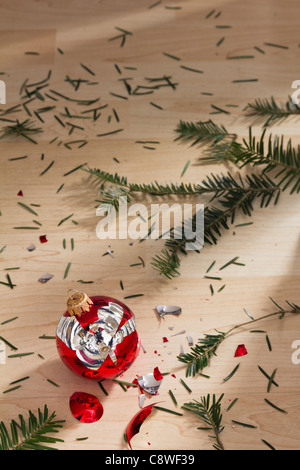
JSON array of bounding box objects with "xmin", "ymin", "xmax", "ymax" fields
[
  {"xmin": 56, "ymin": 290, "xmax": 140, "ymax": 381},
  {"xmin": 66, "ymin": 289, "xmax": 93, "ymax": 316}
]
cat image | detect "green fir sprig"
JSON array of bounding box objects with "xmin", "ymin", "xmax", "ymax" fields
[
  {"xmin": 178, "ymin": 299, "xmax": 300, "ymax": 377},
  {"xmin": 176, "ymin": 120, "xmax": 300, "ymax": 195},
  {"xmin": 151, "ymin": 174, "xmax": 279, "ymax": 278},
  {"xmin": 182, "ymin": 394, "xmax": 225, "ymax": 450},
  {"xmin": 86, "ymin": 167, "xmax": 280, "ymax": 279},
  {"xmin": 0, "ymin": 404, "xmax": 65, "ymax": 450},
  {"xmin": 244, "ymin": 95, "xmax": 300, "ymax": 127}
]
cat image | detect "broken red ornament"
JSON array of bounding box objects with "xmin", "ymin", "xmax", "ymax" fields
[
  {"xmin": 39, "ymin": 235, "xmax": 48, "ymax": 243},
  {"xmin": 69, "ymin": 391, "xmax": 103, "ymax": 423},
  {"xmin": 125, "ymin": 403, "xmax": 156, "ymax": 450},
  {"xmin": 234, "ymin": 344, "xmax": 248, "ymax": 357},
  {"xmin": 56, "ymin": 290, "xmax": 140, "ymax": 380}
]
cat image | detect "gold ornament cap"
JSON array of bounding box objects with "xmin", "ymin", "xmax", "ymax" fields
[{"xmin": 67, "ymin": 289, "xmax": 93, "ymax": 317}]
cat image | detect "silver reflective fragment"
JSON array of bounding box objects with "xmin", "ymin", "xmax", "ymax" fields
[
  {"xmin": 38, "ymin": 272, "xmax": 54, "ymax": 283},
  {"xmin": 27, "ymin": 244, "xmax": 36, "ymax": 252},
  {"xmin": 139, "ymin": 394, "xmax": 146, "ymax": 408},
  {"xmin": 137, "ymin": 372, "xmax": 163, "ymax": 395},
  {"xmin": 156, "ymin": 305, "xmax": 182, "ymax": 317}
]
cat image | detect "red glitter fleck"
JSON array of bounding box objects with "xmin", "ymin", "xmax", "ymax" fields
[
  {"xmin": 234, "ymin": 344, "xmax": 248, "ymax": 357},
  {"xmin": 39, "ymin": 235, "xmax": 48, "ymax": 243},
  {"xmin": 162, "ymin": 337, "xmax": 168, "ymax": 343},
  {"xmin": 17, "ymin": 190, "xmax": 23, "ymax": 196}
]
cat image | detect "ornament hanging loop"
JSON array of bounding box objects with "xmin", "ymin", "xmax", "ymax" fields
[{"xmin": 66, "ymin": 289, "xmax": 93, "ymax": 317}]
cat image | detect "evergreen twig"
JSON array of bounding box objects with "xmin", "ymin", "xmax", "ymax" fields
[
  {"xmin": 244, "ymin": 95, "xmax": 300, "ymax": 126},
  {"xmin": 178, "ymin": 300, "xmax": 300, "ymax": 377},
  {"xmin": 151, "ymin": 174, "xmax": 279, "ymax": 278},
  {"xmin": 0, "ymin": 404, "xmax": 65, "ymax": 450},
  {"xmin": 86, "ymin": 167, "xmax": 280, "ymax": 278},
  {"xmin": 179, "ymin": 120, "xmax": 300, "ymax": 196},
  {"xmin": 182, "ymin": 394, "xmax": 225, "ymax": 450}
]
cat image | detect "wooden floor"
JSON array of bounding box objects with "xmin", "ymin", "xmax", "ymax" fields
[{"xmin": 0, "ymin": 0, "xmax": 299, "ymax": 450}]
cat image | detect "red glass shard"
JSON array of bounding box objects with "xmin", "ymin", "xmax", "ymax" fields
[
  {"xmin": 153, "ymin": 367, "xmax": 163, "ymax": 381},
  {"xmin": 234, "ymin": 344, "xmax": 248, "ymax": 357},
  {"xmin": 69, "ymin": 391, "xmax": 103, "ymax": 423},
  {"xmin": 125, "ymin": 403, "xmax": 156, "ymax": 450}
]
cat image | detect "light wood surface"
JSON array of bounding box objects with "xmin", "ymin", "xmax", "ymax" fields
[{"xmin": 0, "ymin": 0, "xmax": 299, "ymax": 450}]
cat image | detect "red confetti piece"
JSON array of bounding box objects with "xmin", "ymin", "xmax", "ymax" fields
[
  {"xmin": 162, "ymin": 337, "xmax": 168, "ymax": 343},
  {"xmin": 69, "ymin": 391, "xmax": 104, "ymax": 423},
  {"xmin": 17, "ymin": 190, "xmax": 23, "ymax": 196},
  {"xmin": 171, "ymin": 374, "xmax": 176, "ymax": 378},
  {"xmin": 39, "ymin": 235, "xmax": 48, "ymax": 243},
  {"xmin": 234, "ymin": 344, "xmax": 248, "ymax": 357},
  {"xmin": 153, "ymin": 366, "xmax": 163, "ymax": 381}
]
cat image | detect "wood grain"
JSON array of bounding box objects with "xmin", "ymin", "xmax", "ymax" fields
[{"xmin": 0, "ymin": 0, "xmax": 299, "ymax": 450}]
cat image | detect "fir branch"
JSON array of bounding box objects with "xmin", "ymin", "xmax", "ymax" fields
[
  {"xmin": 178, "ymin": 332, "xmax": 227, "ymax": 377},
  {"xmin": 0, "ymin": 404, "xmax": 65, "ymax": 450},
  {"xmin": 178, "ymin": 300, "xmax": 300, "ymax": 377},
  {"xmin": 152, "ymin": 173, "xmax": 279, "ymax": 278},
  {"xmin": 236, "ymin": 129, "xmax": 300, "ymax": 194},
  {"xmin": 192, "ymin": 121, "xmax": 300, "ymax": 195},
  {"xmin": 86, "ymin": 167, "xmax": 280, "ymax": 279},
  {"xmin": 86, "ymin": 119, "xmax": 293, "ymax": 279},
  {"xmin": 182, "ymin": 394, "xmax": 225, "ymax": 450},
  {"xmin": 174, "ymin": 119, "xmax": 236, "ymax": 147},
  {"xmin": 85, "ymin": 166, "xmax": 277, "ymax": 202},
  {"xmin": 244, "ymin": 95, "xmax": 300, "ymax": 126},
  {"xmin": 174, "ymin": 119, "xmax": 242, "ymax": 166}
]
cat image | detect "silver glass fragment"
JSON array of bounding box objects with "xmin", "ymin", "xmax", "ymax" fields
[
  {"xmin": 156, "ymin": 305, "xmax": 182, "ymax": 317},
  {"xmin": 38, "ymin": 272, "xmax": 54, "ymax": 283},
  {"xmin": 27, "ymin": 244, "xmax": 36, "ymax": 252},
  {"xmin": 137, "ymin": 372, "xmax": 163, "ymax": 395},
  {"xmin": 171, "ymin": 330, "xmax": 186, "ymax": 337},
  {"xmin": 139, "ymin": 394, "xmax": 146, "ymax": 408}
]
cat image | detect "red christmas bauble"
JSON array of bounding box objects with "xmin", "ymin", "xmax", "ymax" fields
[{"xmin": 56, "ymin": 291, "xmax": 140, "ymax": 381}]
